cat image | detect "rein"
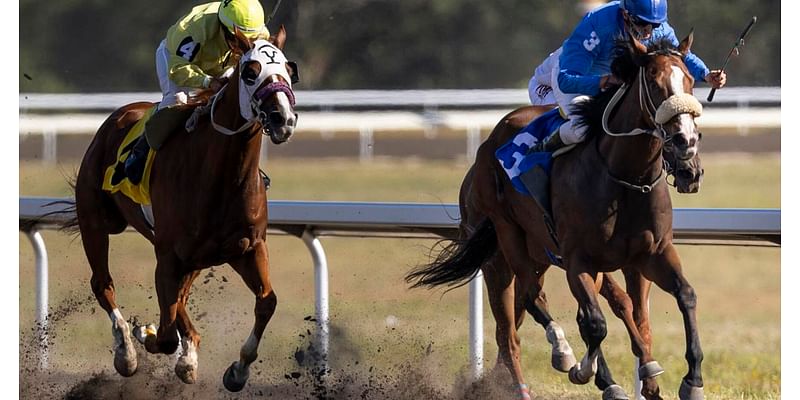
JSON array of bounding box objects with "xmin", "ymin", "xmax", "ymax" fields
[
  {"xmin": 597, "ymin": 61, "xmax": 678, "ymax": 193},
  {"xmin": 210, "ymin": 84, "xmax": 257, "ymax": 136},
  {"xmin": 209, "ymin": 80, "xmax": 293, "ymax": 137}
]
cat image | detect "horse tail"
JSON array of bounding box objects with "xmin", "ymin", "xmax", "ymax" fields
[
  {"xmin": 21, "ymin": 177, "xmax": 81, "ymax": 235},
  {"xmin": 405, "ymin": 217, "xmax": 497, "ymax": 290}
]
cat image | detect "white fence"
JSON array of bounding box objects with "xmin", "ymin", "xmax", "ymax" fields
[
  {"xmin": 19, "ymin": 197, "xmax": 780, "ymax": 393},
  {"xmin": 19, "ymin": 88, "xmax": 781, "ymax": 164}
]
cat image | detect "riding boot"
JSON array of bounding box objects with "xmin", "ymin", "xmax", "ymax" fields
[
  {"xmin": 259, "ymin": 169, "xmax": 271, "ymax": 191},
  {"xmin": 530, "ymin": 129, "xmax": 567, "ymax": 153},
  {"xmin": 124, "ymin": 135, "xmax": 151, "ymax": 185}
]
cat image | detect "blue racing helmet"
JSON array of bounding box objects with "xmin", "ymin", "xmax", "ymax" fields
[{"xmin": 621, "ymin": 0, "xmax": 668, "ymax": 24}]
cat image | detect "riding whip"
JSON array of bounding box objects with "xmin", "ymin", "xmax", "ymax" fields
[
  {"xmin": 707, "ymin": 16, "xmax": 757, "ymax": 102},
  {"xmin": 266, "ymin": 0, "xmax": 284, "ymax": 25}
]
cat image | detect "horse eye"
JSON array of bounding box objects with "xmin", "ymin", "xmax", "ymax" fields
[{"xmin": 241, "ymin": 61, "xmax": 261, "ymax": 86}]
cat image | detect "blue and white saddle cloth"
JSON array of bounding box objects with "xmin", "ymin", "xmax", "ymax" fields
[{"xmin": 495, "ymin": 108, "xmax": 567, "ymax": 195}]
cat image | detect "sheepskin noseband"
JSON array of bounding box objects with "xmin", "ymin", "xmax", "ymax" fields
[{"xmin": 655, "ymin": 93, "xmax": 703, "ymax": 124}]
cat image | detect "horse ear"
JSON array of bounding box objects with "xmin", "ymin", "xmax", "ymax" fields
[
  {"xmin": 270, "ymin": 25, "xmax": 287, "ymax": 50},
  {"xmin": 231, "ymin": 26, "xmax": 253, "ymax": 54},
  {"xmin": 628, "ymin": 31, "xmax": 648, "ymax": 55},
  {"xmin": 678, "ymin": 29, "xmax": 694, "ymax": 55}
]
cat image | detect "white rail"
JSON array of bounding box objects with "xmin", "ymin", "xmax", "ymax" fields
[
  {"xmin": 18, "ymin": 88, "xmax": 781, "ymax": 111},
  {"xmin": 19, "ymin": 197, "xmax": 780, "ymax": 393}
]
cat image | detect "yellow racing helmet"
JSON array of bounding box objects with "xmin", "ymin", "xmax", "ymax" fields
[{"xmin": 218, "ymin": 0, "xmax": 269, "ymax": 39}]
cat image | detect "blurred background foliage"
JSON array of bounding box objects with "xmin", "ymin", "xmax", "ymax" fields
[{"xmin": 20, "ymin": 0, "xmax": 779, "ymax": 92}]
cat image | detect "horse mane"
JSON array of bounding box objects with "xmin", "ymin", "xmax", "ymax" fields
[{"xmin": 572, "ymin": 38, "xmax": 681, "ymax": 141}]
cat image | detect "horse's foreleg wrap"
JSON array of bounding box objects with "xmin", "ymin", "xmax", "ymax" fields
[
  {"xmin": 175, "ymin": 338, "xmax": 199, "ymax": 384},
  {"xmin": 545, "ymin": 321, "xmax": 576, "ymax": 372},
  {"xmin": 569, "ymin": 348, "xmax": 599, "ymax": 385},
  {"xmin": 109, "ymin": 308, "xmax": 138, "ymax": 377},
  {"xmin": 515, "ymin": 383, "xmax": 532, "ymax": 400}
]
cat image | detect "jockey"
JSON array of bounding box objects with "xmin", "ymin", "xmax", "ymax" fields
[
  {"xmin": 125, "ymin": 0, "xmax": 270, "ymax": 185},
  {"xmin": 527, "ymin": 0, "xmax": 726, "ymax": 154}
]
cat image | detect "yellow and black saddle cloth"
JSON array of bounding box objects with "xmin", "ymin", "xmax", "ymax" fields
[
  {"xmin": 103, "ymin": 106, "xmax": 158, "ymax": 205},
  {"xmin": 102, "ymin": 104, "xmax": 196, "ymax": 205}
]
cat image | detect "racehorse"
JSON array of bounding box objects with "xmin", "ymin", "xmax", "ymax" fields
[
  {"xmin": 61, "ymin": 26, "xmax": 298, "ymax": 391},
  {"xmin": 407, "ymin": 32, "xmax": 705, "ymax": 400}
]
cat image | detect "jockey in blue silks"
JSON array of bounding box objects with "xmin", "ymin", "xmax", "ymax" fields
[{"xmin": 528, "ymin": 0, "xmax": 727, "ymax": 154}]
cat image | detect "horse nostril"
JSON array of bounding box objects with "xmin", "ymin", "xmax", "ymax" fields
[
  {"xmin": 672, "ymin": 135, "xmax": 688, "ymax": 148},
  {"xmin": 688, "ymin": 137, "xmax": 697, "ymax": 148},
  {"xmin": 269, "ymin": 111, "xmax": 285, "ymax": 126}
]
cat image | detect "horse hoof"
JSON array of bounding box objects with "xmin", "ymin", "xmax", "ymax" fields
[
  {"xmin": 551, "ymin": 349, "xmax": 577, "ymax": 373},
  {"xmin": 678, "ymin": 380, "xmax": 704, "ymax": 400},
  {"xmin": 568, "ymin": 364, "xmax": 592, "ymax": 385},
  {"xmin": 223, "ymin": 362, "xmax": 248, "ymax": 392},
  {"xmin": 113, "ymin": 345, "xmax": 138, "ymax": 377},
  {"xmin": 175, "ymin": 357, "xmax": 198, "ymax": 384},
  {"xmin": 132, "ymin": 324, "xmax": 157, "ymax": 345},
  {"xmin": 602, "ymin": 384, "xmax": 629, "ymax": 400},
  {"xmin": 638, "ymin": 361, "xmax": 665, "ymax": 379}
]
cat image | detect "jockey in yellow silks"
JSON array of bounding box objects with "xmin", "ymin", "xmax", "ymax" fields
[{"xmin": 124, "ymin": 0, "xmax": 270, "ymax": 185}]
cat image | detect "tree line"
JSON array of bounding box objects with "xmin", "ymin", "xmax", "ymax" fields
[{"xmin": 20, "ymin": 0, "xmax": 779, "ymax": 92}]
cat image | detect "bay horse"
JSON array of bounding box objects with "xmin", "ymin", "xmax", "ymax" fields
[
  {"xmin": 408, "ymin": 32, "xmax": 705, "ymax": 400},
  {"xmin": 62, "ymin": 26, "xmax": 298, "ymax": 391}
]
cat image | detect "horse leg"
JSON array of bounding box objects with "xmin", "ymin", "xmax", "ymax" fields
[
  {"xmin": 517, "ymin": 268, "xmax": 577, "ymax": 373},
  {"xmin": 565, "ymin": 264, "xmax": 606, "ymax": 386},
  {"xmin": 642, "ymin": 245, "xmax": 704, "ymax": 400},
  {"xmin": 623, "ymin": 269, "xmax": 664, "ymax": 400},
  {"xmin": 223, "ymin": 240, "xmax": 277, "ymax": 392},
  {"xmin": 136, "ymin": 249, "xmax": 182, "ymax": 356},
  {"xmin": 481, "ymin": 255, "xmax": 526, "ymax": 394},
  {"xmin": 173, "ymin": 271, "xmax": 202, "ymax": 384},
  {"xmin": 77, "ymin": 200, "xmax": 138, "ymax": 377},
  {"xmin": 489, "ymin": 219, "xmax": 553, "ymax": 399},
  {"xmin": 597, "ymin": 273, "xmax": 665, "ymax": 399}
]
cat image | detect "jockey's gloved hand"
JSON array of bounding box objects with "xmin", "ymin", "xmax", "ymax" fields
[
  {"xmin": 208, "ymin": 77, "xmax": 228, "ymax": 93},
  {"xmin": 704, "ymin": 70, "xmax": 727, "ymax": 89},
  {"xmin": 600, "ymin": 74, "xmax": 623, "ymax": 91}
]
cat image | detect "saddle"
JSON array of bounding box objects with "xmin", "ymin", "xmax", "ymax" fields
[
  {"xmin": 104, "ymin": 105, "xmax": 195, "ymax": 205},
  {"xmin": 495, "ymin": 108, "xmax": 573, "ymax": 249}
]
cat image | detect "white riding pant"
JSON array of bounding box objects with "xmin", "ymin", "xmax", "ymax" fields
[
  {"xmin": 550, "ymin": 57, "xmax": 591, "ymax": 145},
  {"xmin": 527, "ymin": 48, "xmax": 590, "ymax": 145},
  {"xmin": 155, "ymin": 39, "xmax": 191, "ymax": 110},
  {"xmin": 528, "ymin": 48, "xmax": 560, "ymax": 106}
]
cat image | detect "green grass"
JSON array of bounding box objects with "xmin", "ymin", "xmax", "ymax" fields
[{"xmin": 19, "ymin": 154, "xmax": 780, "ymax": 399}]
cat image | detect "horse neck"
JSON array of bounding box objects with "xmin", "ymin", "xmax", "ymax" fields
[
  {"xmin": 597, "ymin": 83, "xmax": 663, "ymax": 184},
  {"xmin": 204, "ymin": 74, "xmax": 263, "ymax": 188}
]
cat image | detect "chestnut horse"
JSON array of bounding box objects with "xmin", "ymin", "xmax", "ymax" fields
[
  {"xmin": 408, "ymin": 33, "xmax": 705, "ymax": 400},
  {"xmin": 62, "ymin": 26, "xmax": 297, "ymax": 391}
]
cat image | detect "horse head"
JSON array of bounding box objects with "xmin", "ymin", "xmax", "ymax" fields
[
  {"xmin": 619, "ymin": 32, "xmax": 703, "ymax": 161},
  {"xmin": 226, "ymin": 25, "xmax": 298, "ymax": 144}
]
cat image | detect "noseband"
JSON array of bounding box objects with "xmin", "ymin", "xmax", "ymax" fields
[
  {"xmin": 209, "ymin": 78, "xmax": 296, "ymax": 137},
  {"xmin": 598, "ymin": 51, "xmax": 702, "ymax": 193}
]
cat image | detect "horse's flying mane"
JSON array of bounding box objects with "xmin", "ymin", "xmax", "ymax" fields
[{"xmin": 571, "ymin": 37, "xmax": 682, "ymax": 141}]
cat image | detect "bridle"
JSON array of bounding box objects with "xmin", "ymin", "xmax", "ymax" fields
[
  {"xmin": 598, "ymin": 49, "xmax": 702, "ymax": 193},
  {"xmin": 209, "ymin": 40, "xmax": 296, "ymax": 139}
]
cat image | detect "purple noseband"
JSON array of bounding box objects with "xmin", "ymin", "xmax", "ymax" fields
[{"xmin": 254, "ymin": 81, "xmax": 296, "ymax": 107}]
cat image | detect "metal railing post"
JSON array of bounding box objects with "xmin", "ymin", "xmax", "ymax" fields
[
  {"xmin": 25, "ymin": 229, "xmax": 49, "ymax": 369},
  {"xmin": 467, "ymin": 125, "xmax": 480, "ymax": 164},
  {"xmin": 359, "ymin": 125, "xmax": 374, "ymax": 163},
  {"xmin": 43, "ymin": 127, "xmax": 57, "ymax": 165},
  {"xmin": 468, "ymin": 271, "xmax": 484, "ymax": 380},
  {"xmin": 633, "ymin": 295, "xmax": 651, "ymax": 400},
  {"xmin": 301, "ymin": 229, "xmax": 329, "ymax": 375}
]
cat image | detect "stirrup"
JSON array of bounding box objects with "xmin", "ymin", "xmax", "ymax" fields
[
  {"xmin": 124, "ymin": 136, "xmax": 150, "ymax": 185},
  {"xmin": 259, "ymin": 168, "xmax": 271, "ymax": 191}
]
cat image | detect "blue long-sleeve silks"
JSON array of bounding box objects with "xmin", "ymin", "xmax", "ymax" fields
[{"xmin": 556, "ymin": 1, "xmax": 710, "ymax": 96}]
